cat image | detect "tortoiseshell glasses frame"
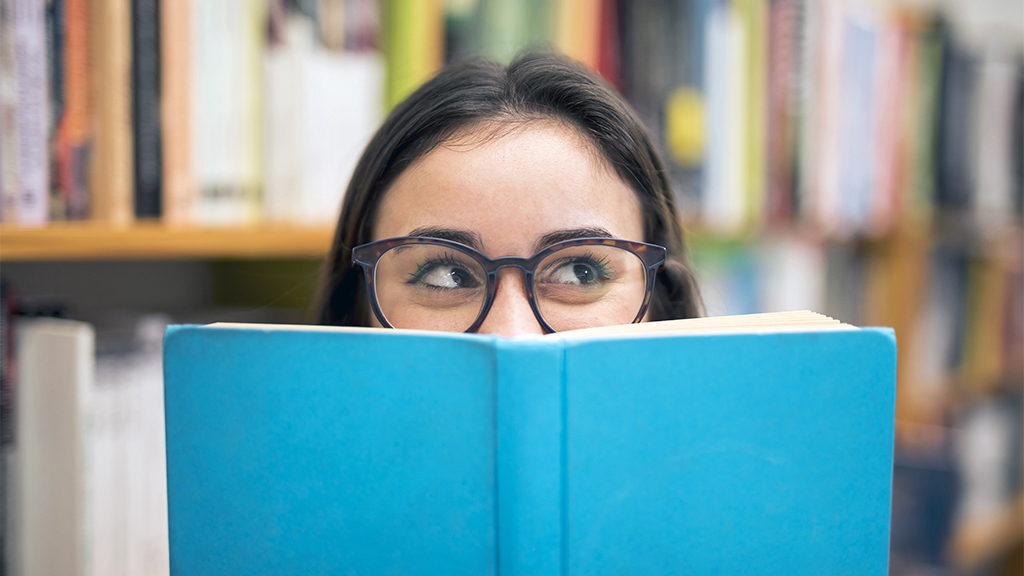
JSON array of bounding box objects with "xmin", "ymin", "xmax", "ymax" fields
[{"xmin": 351, "ymin": 236, "xmax": 667, "ymax": 334}]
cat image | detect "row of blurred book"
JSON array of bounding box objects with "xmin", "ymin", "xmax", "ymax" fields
[
  {"xmin": 2, "ymin": 0, "xmax": 1020, "ymax": 234},
  {"xmin": 0, "ymin": 284, "xmax": 170, "ymax": 576},
  {"xmin": 692, "ymin": 231, "xmax": 1022, "ymax": 401},
  {"xmin": 0, "ymin": 232, "xmax": 1020, "ymax": 574},
  {"xmin": 624, "ymin": 0, "xmax": 1024, "ymax": 237},
  {"xmin": 690, "ymin": 229, "xmax": 1024, "ymax": 573},
  {"xmin": 0, "ymin": 0, "xmax": 382, "ymax": 227}
]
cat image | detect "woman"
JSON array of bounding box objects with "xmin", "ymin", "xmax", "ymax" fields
[{"xmin": 316, "ymin": 53, "xmax": 703, "ymax": 334}]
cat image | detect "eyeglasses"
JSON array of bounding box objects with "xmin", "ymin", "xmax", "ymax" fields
[{"xmin": 351, "ymin": 236, "xmax": 666, "ymax": 333}]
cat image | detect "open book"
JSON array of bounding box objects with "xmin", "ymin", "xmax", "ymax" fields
[{"xmin": 163, "ymin": 311, "xmax": 896, "ymax": 575}]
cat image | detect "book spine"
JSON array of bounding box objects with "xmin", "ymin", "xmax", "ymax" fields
[
  {"xmin": 0, "ymin": 0, "xmax": 19, "ymax": 223},
  {"xmin": 383, "ymin": 0, "xmax": 442, "ymax": 110},
  {"xmin": 555, "ymin": 0, "xmax": 600, "ymax": 70},
  {"xmin": 701, "ymin": 2, "xmax": 747, "ymax": 231},
  {"xmin": 90, "ymin": 0, "xmax": 133, "ymax": 223},
  {"xmin": 972, "ymin": 49, "xmax": 1019, "ymax": 229},
  {"xmin": 765, "ymin": 0, "xmax": 798, "ymax": 225},
  {"xmin": 837, "ymin": 11, "xmax": 879, "ymax": 235},
  {"xmin": 14, "ymin": 318, "xmax": 95, "ymax": 576},
  {"xmin": 238, "ymin": 0, "xmax": 263, "ymax": 224},
  {"xmin": 595, "ymin": 0, "xmax": 619, "ymax": 88},
  {"xmin": 14, "ymin": 0, "xmax": 48, "ymax": 226},
  {"xmin": 132, "ymin": 0, "xmax": 161, "ymax": 219},
  {"xmin": 0, "ymin": 282, "xmax": 13, "ymax": 576},
  {"xmin": 907, "ymin": 17, "xmax": 942, "ymax": 227},
  {"xmin": 158, "ymin": 0, "xmax": 190, "ymax": 225},
  {"xmin": 494, "ymin": 340, "xmax": 564, "ymax": 576},
  {"xmin": 60, "ymin": 0, "xmax": 89, "ymax": 220},
  {"xmin": 869, "ymin": 12, "xmax": 904, "ymax": 235},
  {"xmin": 739, "ymin": 0, "xmax": 768, "ymax": 230},
  {"xmin": 46, "ymin": 0, "xmax": 64, "ymax": 221},
  {"xmin": 191, "ymin": 0, "xmax": 263, "ymax": 225}
]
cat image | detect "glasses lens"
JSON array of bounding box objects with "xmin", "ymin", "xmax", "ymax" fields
[
  {"xmin": 533, "ymin": 244, "xmax": 649, "ymax": 332},
  {"xmin": 373, "ymin": 243, "xmax": 488, "ymax": 332}
]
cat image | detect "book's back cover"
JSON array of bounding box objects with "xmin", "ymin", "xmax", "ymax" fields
[
  {"xmin": 562, "ymin": 328, "xmax": 896, "ymax": 575},
  {"xmin": 163, "ymin": 326, "xmax": 499, "ymax": 575}
]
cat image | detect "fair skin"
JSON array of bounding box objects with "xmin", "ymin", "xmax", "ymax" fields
[{"xmin": 371, "ymin": 120, "xmax": 645, "ymax": 336}]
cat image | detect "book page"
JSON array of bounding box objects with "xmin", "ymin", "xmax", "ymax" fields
[
  {"xmin": 557, "ymin": 310, "xmax": 856, "ymax": 340},
  {"xmin": 207, "ymin": 311, "xmax": 856, "ymax": 338}
]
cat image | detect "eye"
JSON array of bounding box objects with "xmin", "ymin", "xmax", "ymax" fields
[
  {"xmin": 421, "ymin": 266, "xmax": 479, "ymax": 288},
  {"xmin": 409, "ymin": 255, "xmax": 483, "ymax": 290},
  {"xmin": 543, "ymin": 257, "xmax": 609, "ymax": 285}
]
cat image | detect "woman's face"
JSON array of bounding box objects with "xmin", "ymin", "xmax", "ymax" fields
[{"xmin": 372, "ymin": 120, "xmax": 645, "ymax": 336}]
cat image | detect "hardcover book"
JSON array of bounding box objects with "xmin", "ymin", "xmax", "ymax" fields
[{"xmin": 163, "ymin": 311, "xmax": 896, "ymax": 575}]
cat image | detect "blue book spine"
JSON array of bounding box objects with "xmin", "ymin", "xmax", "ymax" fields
[{"xmin": 494, "ymin": 339, "xmax": 564, "ymax": 576}]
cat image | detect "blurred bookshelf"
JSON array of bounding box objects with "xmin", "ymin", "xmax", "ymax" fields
[
  {"xmin": 1, "ymin": 0, "xmax": 1022, "ymax": 575},
  {"xmin": 0, "ymin": 222, "xmax": 334, "ymax": 261}
]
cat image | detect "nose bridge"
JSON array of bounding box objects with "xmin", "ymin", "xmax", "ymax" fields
[{"xmin": 477, "ymin": 265, "xmax": 543, "ymax": 336}]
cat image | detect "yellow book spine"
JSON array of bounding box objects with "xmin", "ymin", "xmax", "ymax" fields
[
  {"xmin": 384, "ymin": 0, "xmax": 444, "ymax": 110},
  {"xmin": 90, "ymin": 0, "xmax": 133, "ymax": 224},
  {"xmin": 736, "ymin": 0, "xmax": 767, "ymax": 229},
  {"xmin": 555, "ymin": 0, "xmax": 600, "ymax": 69}
]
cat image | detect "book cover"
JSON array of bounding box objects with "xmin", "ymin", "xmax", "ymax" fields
[{"xmin": 164, "ymin": 312, "xmax": 897, "ymax": 574}]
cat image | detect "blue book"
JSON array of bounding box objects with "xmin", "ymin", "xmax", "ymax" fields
[{"xmin": 163, "ymin": 311, "xmax": 896, "ymax": 575}]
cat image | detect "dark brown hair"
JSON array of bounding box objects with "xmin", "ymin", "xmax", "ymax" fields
[{"xmin": 315, "ymin": 52, "xmax": 703, "ymax": 326}]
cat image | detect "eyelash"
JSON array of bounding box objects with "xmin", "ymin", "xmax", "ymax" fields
[
  {"xmin": 542, "ymin": 252, "xmax": 611, "ymax": 280},
  {"xmin": 406, "ymin": 253, "xmax": 476, "ymax": 286}
]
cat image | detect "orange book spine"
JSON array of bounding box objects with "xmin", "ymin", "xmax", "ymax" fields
[
  {"xmin": 160, "ymin": 0, "xmax": 192, "ymax": 225},
  {"xmin": 59, "ymin": 0, "xmax": 91, "ymax": 220}
]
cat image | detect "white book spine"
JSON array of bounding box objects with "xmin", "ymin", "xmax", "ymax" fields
[
  {"xmin": 299, "ymin": 51, "xmax": 382, "ymax": 225},
  {"xmin": 2, "ymin": 0, "xmax": 22, "ymax": 222},
  {"xmin": 12, "ymin": 0, "xmax": 46, "ymax": 225},
  {"xmin": 702, "ymin": 3, "xmax": 747, "ymax": 233},
  {"xmin": 973, "ymin": 51, "xmax": 1019, "ymax": 232},
  {"xmin": 13, "ymin": 318, "xmax": 95, "ymax": 576}
]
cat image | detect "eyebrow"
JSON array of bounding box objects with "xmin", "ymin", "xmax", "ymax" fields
[
  {"xmin": 535, "ymin": 227, "xmax": 613, "ymax": 251},
  {"xmin": 407, "ymin": 226, "xmax": 483, "ymax": 250},
  {"xmin": 405, "ymin": 226, "xmax": 614, "ymax": 254}
]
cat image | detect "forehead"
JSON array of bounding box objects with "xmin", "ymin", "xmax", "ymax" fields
[{"xmin": 371, "ymin": 120, "xmax": 644, "ymax": 254}]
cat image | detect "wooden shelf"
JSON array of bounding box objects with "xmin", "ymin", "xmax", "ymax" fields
[{"xmin": 0, "ymin": 222, "xmax": 336, "ymax": 261}]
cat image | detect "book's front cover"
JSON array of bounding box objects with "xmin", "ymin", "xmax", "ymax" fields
[
  {"xmin": 562, "ymin": 328, "xmax": 897, "ymax": 575},
  {"xmin": 163, "ymin": 326, "xmax": 500, "ymax": 575}
]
